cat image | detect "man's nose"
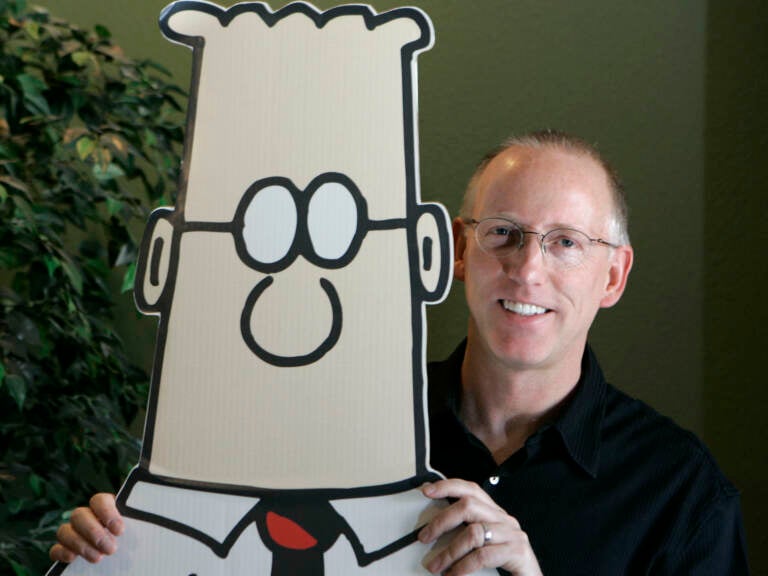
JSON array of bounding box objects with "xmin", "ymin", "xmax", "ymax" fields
[{"xmin": 501, "ymin": 234, "xmax": 546, "ymax": 283}]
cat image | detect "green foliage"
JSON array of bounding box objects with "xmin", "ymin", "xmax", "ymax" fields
[{"xmin": 0, "ymin": 3, "xmax": 184, "ymax": 573}]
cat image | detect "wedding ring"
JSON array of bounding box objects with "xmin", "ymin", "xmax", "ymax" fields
[{"xmin": 481, "ymin": 523, "xmax": 493, "ymax": 545}]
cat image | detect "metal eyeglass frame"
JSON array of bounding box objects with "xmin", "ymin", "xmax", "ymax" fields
[{"xmin": 463, "ymin": 216, "xmax": 618, "ymax": 263}]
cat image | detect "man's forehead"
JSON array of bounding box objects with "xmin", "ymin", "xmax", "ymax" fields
[
  {"xmin": 480, "ymin": 147, "xmax": 609, "ymax": 196},
  {"xmin": 474, "ymin": 146, "xmax": 613, "ymax": 225}
]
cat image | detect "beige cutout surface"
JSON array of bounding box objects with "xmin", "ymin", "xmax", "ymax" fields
[
  {"xmin": 141, "ymin": 3, "xmax": 437, "ymax": 490},
  {"xmin": 46, "ymin": 3, "xmax": 503, "ymax": 575},
  {"xmin": 169, "ymin": 7, "xmax": 423, "ymax": 222}
]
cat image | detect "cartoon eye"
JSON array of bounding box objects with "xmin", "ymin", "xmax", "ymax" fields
[
  {"xmin": 242, "ymin": 184, "xmax": 297, "ymax": 264},
  {"xmin": 307, "ymin": 181, "xmax": 359, "ymax": 261}
]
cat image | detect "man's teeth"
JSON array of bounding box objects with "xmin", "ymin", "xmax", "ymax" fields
[{"xmin": 502, "ymin": 301, "xmax": 547, "ymax": 316}]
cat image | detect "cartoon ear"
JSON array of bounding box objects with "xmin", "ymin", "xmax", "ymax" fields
[
  {"xmin": 415, "ymin": 203, "xmax": 453, "ymax": 303},
  {"xmin": 134, "ymin": 208, "xmax": 175, "ymax": 313}
]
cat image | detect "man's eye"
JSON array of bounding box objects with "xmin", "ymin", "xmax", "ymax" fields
[
  {"xmin": 489, "ymin": 226, "xmax": 512, "ymax": 237},
  {"xmin": 548, "ymin": 233, "xmax": 582, "ymax": 250}
]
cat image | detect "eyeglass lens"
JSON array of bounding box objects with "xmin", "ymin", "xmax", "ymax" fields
[{"xmin": 473, "ymin": 218, "xmax": 592, "ymax": 267}]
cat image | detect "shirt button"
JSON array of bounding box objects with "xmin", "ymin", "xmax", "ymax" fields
[{"xmin": 488, "ymin": 475, "xmax": 500, "ymax": 486}]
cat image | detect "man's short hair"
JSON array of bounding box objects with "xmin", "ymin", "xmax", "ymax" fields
[{"xmin": 459, "ymin": 130, "xmax": 630, "ymax": 245}]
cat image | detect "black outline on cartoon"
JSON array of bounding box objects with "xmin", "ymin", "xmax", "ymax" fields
[{"xmin": 46, "ymin": 2, "xmax": 468, "ymax": 574}]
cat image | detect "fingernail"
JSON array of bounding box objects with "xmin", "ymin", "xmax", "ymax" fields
[
  {"xmin": 420, "ymin": 525, "xmax": 437, "ymax": 544},
  {"xmin": 84, "ymin": 548, "xmax": 102, "ymax": 563},
  {"xmin": 421, "ymin": 482, "xmax": 435, "ymax": 495},
  {"xmin": 100, "ymin": 534, "xmax": 117, "ymax": 555},
  {"xmin": 106, "ymin": 517, "xmax": 124, "ymax": 535}
]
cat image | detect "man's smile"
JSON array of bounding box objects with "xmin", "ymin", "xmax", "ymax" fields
[{"xmin": 500, "ymin": 300, "xmax": 550, "ymax": 316}]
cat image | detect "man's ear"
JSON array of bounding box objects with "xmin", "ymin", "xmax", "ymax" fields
[
  {"xmin": 600, "ymin": 245, "xmax": 633, "ymax": 308},
  {"xmin": 452, "ymin": 217, "xmax": 467, "ymax": 282},
  {"xmin": 134, "ymin": 208, "xmax": 176, "ymax": 313}
]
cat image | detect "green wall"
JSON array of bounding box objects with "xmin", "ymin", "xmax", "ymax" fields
[
  {"xmin": 705, "ymin": 0, "xmax": 768, "ymax": 571},
  {"xmin": 34, "ymin": 0, "xmax": 767, "ymax": 571}
]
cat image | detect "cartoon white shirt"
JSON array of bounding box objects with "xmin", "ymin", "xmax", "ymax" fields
[{"xmin": 52, "ymin": 469, "xmax": 498, "ymax": 575}]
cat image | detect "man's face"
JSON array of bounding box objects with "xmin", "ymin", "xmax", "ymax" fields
[{"xmin": 454, "ymin": 146, "xmax": 633, "ymax": 374}]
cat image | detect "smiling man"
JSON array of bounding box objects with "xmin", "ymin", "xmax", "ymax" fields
[
  {"xmin": 417, "ymin": 131, "xmax": 748, "ymax": 574},
  {"xmin": 51, "ymin": 131, "xmax": 749, "ymax": 575}
]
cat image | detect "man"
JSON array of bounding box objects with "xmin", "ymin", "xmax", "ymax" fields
[{"xmin": 50, "ymin": 131, "xmax": 749, "ymax": 574}]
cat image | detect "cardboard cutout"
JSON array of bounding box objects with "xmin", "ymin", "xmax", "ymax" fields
[{"xmin": 48, "ymin": 2, "xmax": 496, "ymax": 574}]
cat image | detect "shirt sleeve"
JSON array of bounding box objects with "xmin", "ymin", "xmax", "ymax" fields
[{"xmin": 671, "ymin": 491, "xmax": 750, "ymax": 575}]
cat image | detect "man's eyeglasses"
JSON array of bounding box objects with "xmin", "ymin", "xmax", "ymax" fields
[{"xmin": 464, "ymin": 217, "xmax": 618, "ymax": 269}]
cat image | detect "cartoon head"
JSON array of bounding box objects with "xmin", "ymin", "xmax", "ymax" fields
[{"xmin": 132, "ymin": 2, "xmax": 449, "ymax": 492}]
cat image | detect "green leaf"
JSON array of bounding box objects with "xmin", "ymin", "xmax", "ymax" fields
[
  {"xmin": 10, "ymin": 558, "xmax": 31, "ymax": 576},
  {"xmin": 0, "ymin": 361, "xmax": 5, "ymax": 386},
  {"xmin": 71, "ymin": 51, "xmax": 93, "ymax": 67},
  {"xmin": 92, "ymin": 162, "xmax": 125, "ymax": 182},
  {"xmin": 143, "ymin": 128, "xmax": 157, "ymax": 147},
  {"xmin": 6, "ymin": 374, "xmax": 27, "ymax": 410},
  {"xmin": 0, "ymin": 183, "xmax": 7, "ymax": 202},
  {"xmin": 43, "ymin": 255, "xmax": 60, "ymax": 277},
  {"xmin": 0, "ymin": 248, "xmax": 20, "ymax": 268},
  {"xmin": 29, "ymin": 473, "xmax": 43, "ymax": 496},
  {"xmin": 76, "ymin": 136, "xmax": 96, "ymax": 160},
  {"xmin": 15, "ymin": 73, "xmax": 50, "ymax": 116},
  {"xmin": 24, "ymin": 20, "xmax": 40, "ymax": 40},
  {"xmin": 121, "ymin": 262, "xmax": 136, "ymax": 293},
  {"xmin": 94, "ymin": 24, "xmax": 111, "ymax": 39},
  {"xmin": 0, "ymin": 175, "xmax": 31, "ymax": 196},
  {"xmin": 106, "ymin": 196, "xmax": 123, "ymax": 216},
  {"xmin": 11, "ymin": 0, "xmax": 28, "ymax": 17},
  {"xmin": 61, "ymin": 258, "xmax": 84, "ymax": 294}
]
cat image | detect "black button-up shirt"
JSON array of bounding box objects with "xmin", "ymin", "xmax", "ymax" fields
[{"xmin": 428, "ymin": 341, "xmax": 749, "ymax": 575}]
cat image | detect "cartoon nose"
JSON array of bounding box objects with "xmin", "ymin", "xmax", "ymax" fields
[{"xmin": 241, "ymin": 274, "xmax": 342, "ymax": 367}]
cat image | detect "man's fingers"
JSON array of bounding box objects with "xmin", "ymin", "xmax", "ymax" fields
[
  {"xmin": 69, "ymin": 506, "xmax": 119, "ymax": 554},
  {"xmin": 423, "ymin": 521, "xmax": 488, "ymax": 573},
  {"xmin": 424, "ymin": 521, "xmax": 541, "ymax": 576},
  {"xmin": 49, "ymin": 543, "xmax": 77, "ymax": 564},
  {"xmin": 419, "ymin": 498, "xmax": 476, "ymax": 544},
  {"xmin": 55, "ymin": 523, "xmax": 107, "ymax": 564},
  {"xmin": 49, "ymin": 493, "xmax": 122, "ymax": 564},
  {"xmin": 422, "ymin": 479, "xmax": 494, "ymax": 503},
  {"xmin": 443, "ymin": 543, "xmax": 513, "ymax": 576},
  {"xmin": 89, "ymin": 493, "xmax": 124, "ymax": 536},
  {"xmin": 419, "ymin": 491, "xmax": 507, "ymax": 544}
]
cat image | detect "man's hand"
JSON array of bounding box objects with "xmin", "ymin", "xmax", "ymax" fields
[
  {"xmin": 419, "ymin": 479, "xmax": 542, "ymax": 576},
  {"xmin": 49, "ymin": 493, "xmax": 123, "ymax": 564}
]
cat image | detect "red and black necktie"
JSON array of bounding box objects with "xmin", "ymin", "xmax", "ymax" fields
[{"xmin": 254, "ymin": 497, "xmax": 346, "ymax": 575}]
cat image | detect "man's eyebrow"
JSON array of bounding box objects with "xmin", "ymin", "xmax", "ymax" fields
[{"xmin": 480, "ymin": 214, "xmax": 599, "ymax": 234}]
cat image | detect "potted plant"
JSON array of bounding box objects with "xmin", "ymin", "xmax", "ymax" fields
[{"xmin": 0, "ymin": 2, "xmax": 184, "ymax": 573}]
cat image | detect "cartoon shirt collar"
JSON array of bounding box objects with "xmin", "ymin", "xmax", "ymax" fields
[{"xmin": 121, "ymin": 472, "xmax": 443, "ymax": 556}]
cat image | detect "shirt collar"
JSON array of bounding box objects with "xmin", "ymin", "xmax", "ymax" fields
[
  {"xmin": 429, "ymin": 340, "xmax": 607, "ymax": 478},
  {"xmin": 551, "ymin": 344, "xmax": 607, "ymax": 478},
  {"xmin": 123, "ymin": 475, "xmax": 439, "ymax": 554}
]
